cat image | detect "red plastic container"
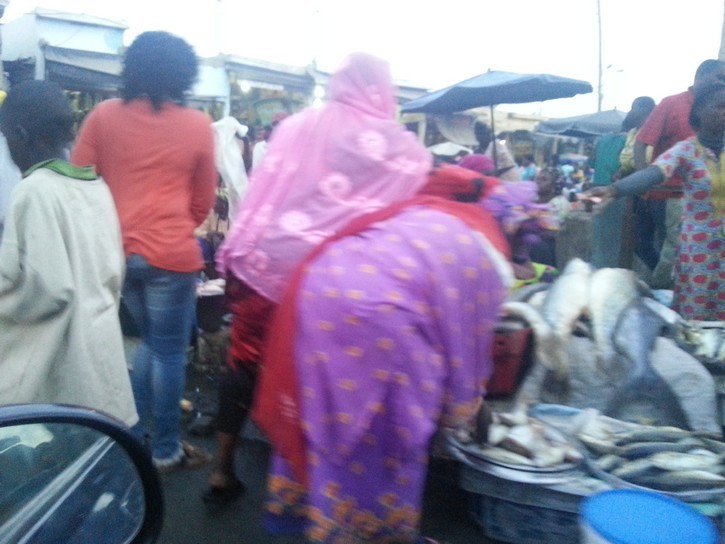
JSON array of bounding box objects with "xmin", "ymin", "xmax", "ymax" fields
[{"xmin": 485, "ymin": 318, "xmax": 532, "ymax": 397}]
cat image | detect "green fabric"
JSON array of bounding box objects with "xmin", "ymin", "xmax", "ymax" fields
[
  {"xmin": 24, "ymin": 158, "xmax": 97, "ymax": 180},
  {"xmin": 592, "ymin": 133, "xmax": 626, "ymax": 186}
]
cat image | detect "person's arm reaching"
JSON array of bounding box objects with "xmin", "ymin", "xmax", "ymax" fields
[{"xmin": 585, "ymin": 165, "xmax": 664, "ymax": 202}]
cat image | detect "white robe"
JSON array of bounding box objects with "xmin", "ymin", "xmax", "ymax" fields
[
  {"xmin": 0, "ymin": 166, "xmax": 138, "ymax": 426},
  {"xmin": 0, "ymin": 133, "xmax": 23, "ymax": 240},
  {"xmin": 212, "ymin": 116, "xmax": 249, "ymax": 221}
]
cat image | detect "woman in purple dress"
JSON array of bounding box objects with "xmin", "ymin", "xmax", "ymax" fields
[{"xmin": 253, "ymin": 177, "xmax": 554, "ymax": 543}]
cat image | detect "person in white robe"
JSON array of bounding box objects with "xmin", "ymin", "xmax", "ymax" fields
[{"xmin": 0, "ymin": 80, "xmax": 137, "ymax": 426}]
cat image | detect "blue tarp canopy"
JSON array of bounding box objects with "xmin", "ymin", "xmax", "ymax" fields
[{"xmin": 536, "ymin": 109, "xmax": 627, "ymax": 137}]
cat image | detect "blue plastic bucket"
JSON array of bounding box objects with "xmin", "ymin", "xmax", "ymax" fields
[{"xmin": 580, "ymin": 489, "xmax": 719, "ymax": 544}]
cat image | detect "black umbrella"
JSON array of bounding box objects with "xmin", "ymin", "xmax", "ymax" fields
[
  {"xmin": 400, "ymin": 70, "xmax": 593, "ymax": 114},
  {"xmin": 400, "ymin": 70, "xmax": 593, "ymax": 168},
  {"xmin": 536, "ymin": 109, "xmax": 627, "ymax": 138}
]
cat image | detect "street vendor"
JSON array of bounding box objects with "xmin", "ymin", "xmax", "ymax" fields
[{"xmin": 586, "ymin": 81, "xmax": 725, "ymax": 321}]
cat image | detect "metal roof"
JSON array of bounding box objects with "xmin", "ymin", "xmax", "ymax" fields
[{"xmin": 33, "ymin": 8, "xmax": 128, "ymax": 30}]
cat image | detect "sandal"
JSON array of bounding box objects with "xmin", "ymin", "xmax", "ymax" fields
[
  {"xmin": 202, "ymin": 477, "xmax": 245, "ymax": 506},
  {"xmin": 155, "ymin": 441, "xmax": 212, "ymax": 474}
]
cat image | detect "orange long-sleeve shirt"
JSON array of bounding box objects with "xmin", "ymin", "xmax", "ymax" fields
[{"xmin": 71, "ymin": 98, "xmax": 217, "ymax": 272}]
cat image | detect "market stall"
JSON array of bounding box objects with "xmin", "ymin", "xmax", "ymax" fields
[
  {"xmin": 448, "ymin": 404, "xmax": 723, "ymax": 543},
  {"xmin": 455, "ymin": 260, "xmax": 725, "ymax": 542}
]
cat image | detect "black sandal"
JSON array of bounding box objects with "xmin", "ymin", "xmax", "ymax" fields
[{"xmin": 202, "ymin": 477, "xmax": 245, "ymax": 506}]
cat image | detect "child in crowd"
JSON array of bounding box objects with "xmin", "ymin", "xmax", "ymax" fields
[{"xmin": 0, "ymin": 80, "xmax": 136, "ymax": 426}]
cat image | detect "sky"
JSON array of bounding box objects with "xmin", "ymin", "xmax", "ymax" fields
[{"xmin": 3, "ymin": 0, "xmax": 724, "ymax": 118}]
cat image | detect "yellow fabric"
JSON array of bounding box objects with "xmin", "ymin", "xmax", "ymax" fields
[
  {"xmin": 619, "ymin": 128, "xmax": 653, "ymax": 175},
  {"xmin": 695, "ymin": 139, "xmax": 725, "ymax": 217},
  {"xmin": 512, "ymin": 262, "xmax": 556, "ymax": 290}
]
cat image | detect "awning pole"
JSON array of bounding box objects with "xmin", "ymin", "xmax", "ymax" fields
[{"xmin": 490, "ymin": 104, "xmax": 498, "ymax": 172}]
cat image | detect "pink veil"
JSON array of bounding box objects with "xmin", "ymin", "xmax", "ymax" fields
[{"xmin": 216, "ymin": 52, "xmax": 432, "ymax": 302}]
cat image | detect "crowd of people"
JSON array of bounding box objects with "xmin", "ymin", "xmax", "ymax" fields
[{"xmin": 0, "ymin": 25, "xmax": 723, "ymax": 543}]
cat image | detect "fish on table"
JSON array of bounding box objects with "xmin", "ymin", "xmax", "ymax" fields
[
  {"xmin": 587, "ymin": 267, "xmax": 642, "ymax": 371},
  {"xmin": 604, "ymin": 297, "xmax": 689, "ymax": 428},
  {"xmin": 573, "ymin": 410, "xmax": 725, "ymax": 493},
  {"xmin": 501, "ymin": 258, "xmax": 592, "ymax": 395}
]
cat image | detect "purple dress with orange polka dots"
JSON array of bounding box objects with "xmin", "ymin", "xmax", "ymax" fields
[
  {"xmin": 262, "ymin": 206, "xmax": 510, "ymax": 543},
  {"xmin": 655, "ymin": 137, "xmax": 725, "ymax": 321}
]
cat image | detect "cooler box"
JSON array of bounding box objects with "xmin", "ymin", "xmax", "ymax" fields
[{"xmin": 486, "ymin": 318, "xmax": 532, "ymax": 397}]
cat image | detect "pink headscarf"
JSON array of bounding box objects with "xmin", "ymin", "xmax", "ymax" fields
[
  {"xmin": 216, "ymin": 52, "xmax": 432, "ymax": 302},
  {"xmin": 459, "ymin": 153, "xmax": 495, "ymax": 175}
]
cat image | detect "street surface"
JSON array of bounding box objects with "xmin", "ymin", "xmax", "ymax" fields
[{"xmin": 155, "ymin": 365, "xmax": 499, "ymax": 544}]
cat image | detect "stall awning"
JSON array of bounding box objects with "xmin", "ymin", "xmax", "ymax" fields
[
  {"xmin": 225, "ymin": 55, "xmax": 314, "ymax": 95},
  {"xmin": 43, "ymin": 45, "xmax": 122, "ymax": 92}
]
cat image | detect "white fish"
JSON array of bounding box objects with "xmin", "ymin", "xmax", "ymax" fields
[
  {"xmin": 578, "ymin": 434, "xmax": 621, "ymax": 456},
  {"xmin": 501, "ymin": 423, "xmax": 545, "ymax": 458},
  {"xmin": 532, "ymin": 446, "xmax": 566, "ymax": 468},
  {"xmin": 487, "ymin": 423, "xmax": 509, "ymax": 446},
  {"xmin": 632, "ymin": 470, "xmax": 725, "ymax": 490},
  {"xmin": 694, "ymin": 328, "xmax": 722, "ymax": 360},
  {"xmin": 648, "ymin": 451, "xmax": 720, "ymax": 472},
  {"xmin": 588, "ymin": 267, "xmax": 641, "ymax": 369},
  {"xmin": 479, "ymin": 446, "xmax": 535, "ymax": 466},
  {"xmin": 573, "ymin": 408, "xmax": 612, "ymax": 440},
  {"xmin": 595, "ymin": 454, "xmax": 624, "ymax": 472},
  {"xmin": 497, "ymin": 403, "xmax": 529, "ymax": 427},
  {"xmin": 612, "ymin": 458, "xmax": 657, "ymax": 480},
  {"xmin": 540, "ymin": 258, "xmax": 592, "ymax": 380}
]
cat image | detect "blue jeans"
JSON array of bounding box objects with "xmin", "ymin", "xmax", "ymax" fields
[{"xmin": 123, "ymin": 254, "xmax": 197, "ymax": 464}]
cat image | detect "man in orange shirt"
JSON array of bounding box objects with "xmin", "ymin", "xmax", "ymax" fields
[{"xmin": 72, "ymin": 31, "xmax": 216, "ymax": 472}]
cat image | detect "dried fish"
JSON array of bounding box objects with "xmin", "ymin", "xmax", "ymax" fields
[
  {"xmin": 611, "ymin": 458, "xmax": 659, "ymax": 480},
  {"xmin": 618, "ymin": 441, "xmax": 695, "ymax": 460},
  {"xmin": 595, "ymin": 454, "xmax": 624, "ymax": 472},
  {"xmin": 630, "ymin": 470, "xmax": 725, "ymax": 491},
  {"xmin": 698, "ymin": 437, "xmax": 725, "ymax": 454},
  {"xmin": 578, "ymin": 434, "xmax": 621, "ymax": 456},
  {"xmin": 487, "ymin": 423, "xmax": 509, "ymax": 446},
  {"xmin": 614, "ymin": 427, "xmax": 691, "ymax": 446},
  {"xmin": 500, "ymin": 424, "xmax": 545, "ymax": 458},
  {"xmin": 478, "ymin": 446, "xmax": 535, "ymax": 466},
  {"xmin": 648, "ymin": 451, "xmax": 720, "ymax": 472},
  {"xmin": 573, "ymin": 408, "xmax": 613, "ymax": 441},
  {"xmin": 475, "ymin": 408, "xmax": 580, "ymax": 469},
  {"xmin": 532, "ymin": 446, "xmax": 566, "ymax": 468},
  {"xmin": 497, "ymin": 403, "xmax": 528, "ymax": 427}
]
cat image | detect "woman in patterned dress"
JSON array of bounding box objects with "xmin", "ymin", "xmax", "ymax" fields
[
  {"xmin": 587, "ymin": 81, "xmax": 725, "ymax": 321},
  {"xmin": 252, "ymin": 176, "xmax": 557, "ymax": 543},
  {"xmin": 253, "ymin": 195, "xmax": 513, "ymax": 544}
]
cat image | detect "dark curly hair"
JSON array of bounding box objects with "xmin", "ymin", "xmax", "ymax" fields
[{"xmin": 121, "ymin": 31, "xmax": 199, "ymax": 110}]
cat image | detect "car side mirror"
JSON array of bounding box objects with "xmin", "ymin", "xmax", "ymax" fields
[{"xmin": 0, "ymin": 404, "xmax": 163, "ymax": 544}]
